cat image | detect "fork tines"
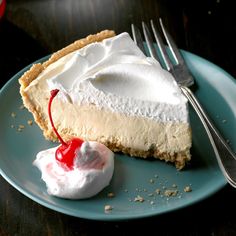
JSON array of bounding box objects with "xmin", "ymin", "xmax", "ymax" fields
[
  {"xmin": 132, "ymin": 19, "xmax": 184, "ymax": 68},
  {"xmin": 132, "ymin": 19, "xmax": 194, "ymax": 86},
  {"xmin": 131, "ymin": 24, "xmax": 146, "ymax": 55},
  {"xmin": 149, "ymin": 19, "xmax": 174, "ymax": 71}
]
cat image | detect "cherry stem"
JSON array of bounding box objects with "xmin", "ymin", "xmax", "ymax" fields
[{"xmin": 48, "ymin": 89, "xmax": 67, "ymax": 146}]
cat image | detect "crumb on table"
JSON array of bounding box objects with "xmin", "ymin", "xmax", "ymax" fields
[
  {"xmin": 104, "ymin": 205, "xmax": 113, "ymax": 212},
  {"xmin": 17, "ymin": 125, "xmax": 25, "ymax": 132},
  {"xmin": 184, "ymin": 186, "xmax": 192, "ymax": 192},
  {"xmin": 19, "ymin": 105, "xmax": 25, "ymax": 110},
  {"xmin": 164, "ymin": 189, "xmax": 178, "ymax": 197},
  {"xmin": 11, "ymin": 112, "xmax": 16, "ymax": 118},
  {"xmin": 134, "ymin": 195, "xmax": 145, "ymax": 202},
  {"xmin": 27, "ymin": 120, "xmax": 33, "ymax": 126},
  {"xmin": 107, "ymin": 192, "xmax": 115, "ymax": 198}
]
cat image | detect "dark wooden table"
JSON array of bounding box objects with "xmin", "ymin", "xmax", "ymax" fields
[{"xmin": 1, "ymin": 0, "xmax": 236, "ymax": 235}]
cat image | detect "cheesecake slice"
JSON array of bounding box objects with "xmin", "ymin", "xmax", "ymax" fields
[{"xmin": 19, "ymin": 30, "xmax": 191, "ymax": 169}]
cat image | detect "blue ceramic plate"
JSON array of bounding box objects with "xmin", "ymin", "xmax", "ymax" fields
[{"xmin": 0, "ymin": 51, "xmax": 236, "ymax": 221}]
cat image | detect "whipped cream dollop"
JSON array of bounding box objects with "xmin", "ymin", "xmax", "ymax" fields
[
  {"xmin": 33, "ymin": 141, "xmax": 114, "ymax": 199},
  {"xmin": 35, "ymin": 32, "xmax": 188, "ymax": 122}
]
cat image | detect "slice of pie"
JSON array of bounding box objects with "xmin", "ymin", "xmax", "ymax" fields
[{"xmin": 19, "ymin": 30, "xmax": 191, "ymax": 169}]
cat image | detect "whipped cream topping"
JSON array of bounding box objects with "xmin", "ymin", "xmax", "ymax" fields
[
  {"xmin": 35, "ymin": 32, "xmax": 188, "ymax": 122},
  {"xmin": 33, "ymin": 141, "xmax": 114, "ymax": 199}
]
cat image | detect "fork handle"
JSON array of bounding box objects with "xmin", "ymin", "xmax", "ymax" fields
[{"xmin": 181, "ymin": 86, "xmax": 236, "ymax": 187}]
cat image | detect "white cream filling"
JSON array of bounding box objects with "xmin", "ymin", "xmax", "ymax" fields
[
  {"xmin": 33, "ymin": 141, "xmax": 114, "ymax": 199},
  {"xmin": 33, "ymin": 32, "xmax": 188, "ymax": 122}
]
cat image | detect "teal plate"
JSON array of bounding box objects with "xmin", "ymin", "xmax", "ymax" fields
[{"xmin": 0, "ymin": 51, "xmax": 236, "ymax": 221}]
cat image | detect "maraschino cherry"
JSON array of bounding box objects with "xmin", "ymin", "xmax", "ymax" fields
[{"xmin": 48, "ymin": 89, "xmax": 83, "ymax": 170}]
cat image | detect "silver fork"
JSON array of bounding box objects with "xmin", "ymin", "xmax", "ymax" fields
[{"xmin": 131, "ymin": 19, "xmax": 236, "ymax": 187}]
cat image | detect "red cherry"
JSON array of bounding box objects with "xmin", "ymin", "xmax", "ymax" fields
[
  {"xmin": 48, "ymin": 89, "xmax": 84, "ymax": 170},
  {"xmin": 56, "ymin": 138, "xmax": 83, "ymax": 170}
]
